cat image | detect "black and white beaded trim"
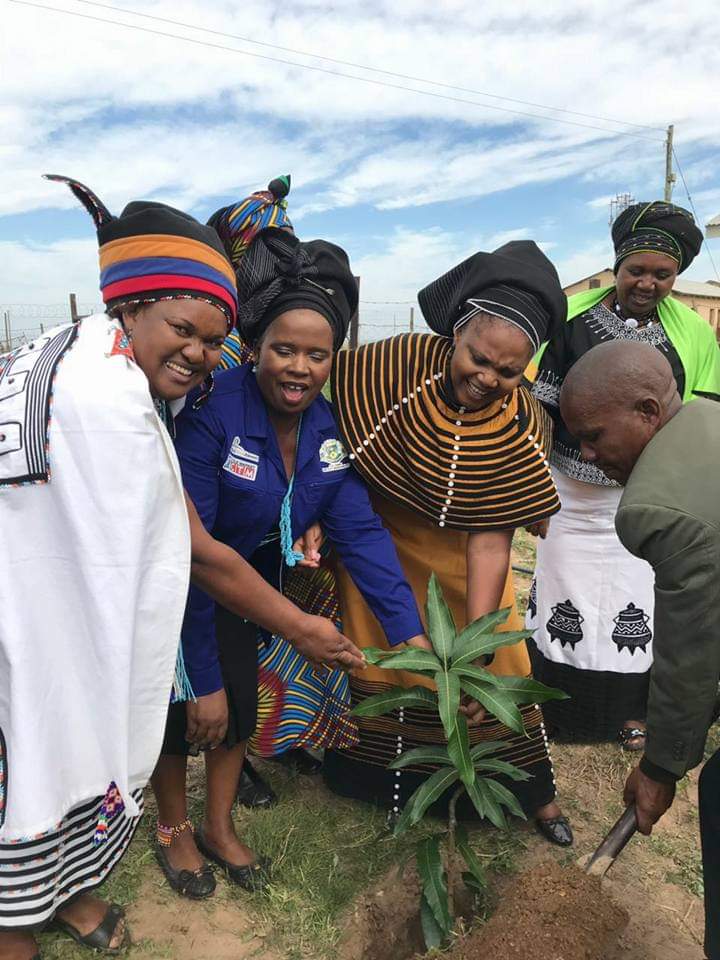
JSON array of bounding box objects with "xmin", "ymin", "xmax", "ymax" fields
[{"xmin": 348, "ymin": 377, "xmax": 554, "ymax": 527}]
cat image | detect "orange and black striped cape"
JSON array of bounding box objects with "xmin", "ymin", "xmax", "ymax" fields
[{"xmin": 332, "ymin": 333, "xmax": 560, "ymax": 531}]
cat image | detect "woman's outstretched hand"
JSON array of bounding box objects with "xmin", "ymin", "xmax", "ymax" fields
[{"xmin": 289, "ymin": 614, "xmax": 366, "ymax": 672}]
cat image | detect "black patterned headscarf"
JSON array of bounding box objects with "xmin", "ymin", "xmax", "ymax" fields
[
  {"xmin": 418, "ymin": 240, "xmax": 567, "ymax": 353},
  {"xmin": 612, "ymin": 201, "xmax": 703, "ymax": 274},
  {"xmin": 236, "ymin": 228, "xmax": 358, "ymax": 351}
]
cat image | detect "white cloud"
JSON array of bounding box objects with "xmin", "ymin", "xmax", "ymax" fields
[{"xmin": 3, "ymin": 0, "xmax": 719, "ymax": 223}]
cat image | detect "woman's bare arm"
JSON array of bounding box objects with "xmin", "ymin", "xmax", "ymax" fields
[{"xmin": 185, "ymin": 494, "xmax": 364, "ymax": 671}]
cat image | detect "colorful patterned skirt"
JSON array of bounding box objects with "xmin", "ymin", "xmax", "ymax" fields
[
  {"xmin": 249, "ymin": 563, "xmax": 359, "ymax": 757},
  {"xmin": 323, "ymin": 494, "xmax": 557, "ymax": 818}
]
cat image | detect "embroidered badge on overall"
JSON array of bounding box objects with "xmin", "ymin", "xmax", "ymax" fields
[
  {"xmin": 223, "ymin": 436, "xmax": 259, "ymax": 481},
  {"xmin": 319, "ymin": 438, "xmax": 350, "ymax": 473}
]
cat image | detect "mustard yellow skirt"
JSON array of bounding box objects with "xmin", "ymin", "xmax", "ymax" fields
[{"xmin": 323, "ymin": 494, "xmax": 557, "ymax": 817}]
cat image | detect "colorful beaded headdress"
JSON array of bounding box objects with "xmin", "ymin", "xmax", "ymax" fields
[{"xmin": 44, "ymin": 174, "xmax": 238, "ymax": 328}]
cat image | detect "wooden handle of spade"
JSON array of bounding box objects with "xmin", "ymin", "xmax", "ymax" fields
[{"xmin": 583, "ymin": 805, "xmax": 638, "ymax": 877}]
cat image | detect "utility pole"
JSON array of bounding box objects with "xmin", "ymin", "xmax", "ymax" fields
[
  {"xmin": 409, "ymin": 306, "xmax": 414, "ymax": 333},
  {"xmin": 3, "ymin": 310, "xmax": 11, "ymax": 352},
  {"xmin": 664, "ymin": 124, "xmax": 676, "ymax": 202}
]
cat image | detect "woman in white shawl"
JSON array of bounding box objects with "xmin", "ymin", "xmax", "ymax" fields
[{"xmin": 0, "ymin": 176, "xmax": 361, "ymax": 960}]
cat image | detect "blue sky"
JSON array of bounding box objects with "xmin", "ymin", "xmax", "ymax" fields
[{"xmin": 3, "ymin": 0, "xmax": 720, "ymax": 339}]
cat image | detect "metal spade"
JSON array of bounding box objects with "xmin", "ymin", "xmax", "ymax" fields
[{"xmin": 580, "ymin": 805, "xmax": 638, "ymax": 877}]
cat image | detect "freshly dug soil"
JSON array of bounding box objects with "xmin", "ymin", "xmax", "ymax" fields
[{"xmin": 445, "ymin": 861, "xmax": 628, "ymax": 960}]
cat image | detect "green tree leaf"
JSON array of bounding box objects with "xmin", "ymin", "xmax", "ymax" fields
[
  {"xmin": 456, "ymin": 826, "xmax": 486, "ymax": 890},
  {"xmin": 388, "ymin": 745, "xmax": 453, "ymax": 769},
  {"xmin": 435, "ymin": 668, "xmax": 461, "ymax": 741},
  {"xmin": 351, "ymin": 685, "xmax": 438, "ymax": 718},
  {"xmin": 458, "ymin": 607, "xmax": 512, "ymax": 638},
  {"xmin": 473, "ymin": 757, "xmax": 532, "ymax": 781},
  {"xmin": 393, "ymin": 766, "xmax": 460, "ymax": 836},
  {"xmin": 469, "ymin": 740, "xmax": 512, "ymax": 761},
  {"xmin": 420, "ymin": 893, "xmax": 445, "ymax": 950},
  {"xmin": 425, "ymin": 573, "xmax": 457, "ymax": 665},
  {"xmin": 451, "ymin": 630, "xmax": 533, "ymax": 669},
  {"xmin": 483, "ymin": 777, "xmax": 527, "ymax": 821},
  {"xmin": 475, "ymin": 780, "xmax": 508, "ymax": 830},
  {"xmin": 375, "ymin": 648, "xmax": 442, "ymax": 675},
  {"xmin": 362, "ymin": 646, "xmax": 401, "ymax": 664},
  {"xmin": 462, "ymin": 870, "xmax": 485, "ymax": 894},
  {"xmin": 464, "ymin": 779, "xmax": 487, "ymax": 820},
  {"xmin": 416, "ymin": 836, "xmax": 452, "ymax": 934},
  {"xmin": 458, "ymin": 676, "xmax": 526, "ymax": 734},
  {"xmin": 489, "ymin": 675, "xmax": 570, "ymax": 705},
  {"xmin": 447, "ymin": 716, "xmax": 474, "ymax": 787},
  {"xmin": 452, "ymin": 664, "xmax": 503, "ymax": 686}
]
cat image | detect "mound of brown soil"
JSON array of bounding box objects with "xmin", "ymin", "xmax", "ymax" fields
[{"xmin": 446, "ymin": 861, "xmax": 628, "ymax": 960}]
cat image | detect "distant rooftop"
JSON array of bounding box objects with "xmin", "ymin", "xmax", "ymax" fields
[
  {"xmin": 566, "ymin": 269, "xmax": 720, "ymax": 299},
  {"xmin": 706, "ymin": 213, "xmax": 720, "ymax": 238}
]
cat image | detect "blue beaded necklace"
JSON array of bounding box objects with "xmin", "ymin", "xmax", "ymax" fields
[{"xmin": 278, "ymin": 414, "xmax": 305, "ymax": 567}]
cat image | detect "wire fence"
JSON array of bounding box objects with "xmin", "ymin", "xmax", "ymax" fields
[
  {"xmin": 0, "ymin": 298, "xmax": 430, "ymax": 352},
  {"xmin": 0, "ymin": 300, "xmax": 103, "ymax": 351}
]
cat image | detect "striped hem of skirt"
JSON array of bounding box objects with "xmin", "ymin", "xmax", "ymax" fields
[{"xmin": 0, "ymin": 790, "xmax": 143, "ymax": 930}]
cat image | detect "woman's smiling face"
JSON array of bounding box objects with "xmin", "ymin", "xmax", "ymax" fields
[
  {"xmin": 614, "ymin": 252, "xmax": 678, "ymax": 318},
  {"xmin": 121, "ymin": 299, "xmax": 227, "ymax": 400},
  {"xmin": 253, "ymin": 309, "xmax": 334, "ymax": 418},
  {"xmin": 450, "ymin": 313, "xmax": 533, "ymax": 410}
]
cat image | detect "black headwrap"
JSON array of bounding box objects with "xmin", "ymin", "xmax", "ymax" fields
[
  {"xmin": 612, "ymin": 201, "xmax": 703, "ymax": 274},
  {"xmin": 418, "ymin": 240, "xmax": 566, "ymax": 353},
  {"xmin": 236, "ymin": 228, "xmax": 358, "ymax": 350}
]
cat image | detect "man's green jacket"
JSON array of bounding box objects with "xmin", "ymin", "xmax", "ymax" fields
[{"xmin": 616, "ymin": 399, "xmax": 720, "ymax": 781}]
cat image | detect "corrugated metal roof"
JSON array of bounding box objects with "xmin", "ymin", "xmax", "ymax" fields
[{"xmin": 672, "ymin": 278, "xmax": 720, "ymax": 298}]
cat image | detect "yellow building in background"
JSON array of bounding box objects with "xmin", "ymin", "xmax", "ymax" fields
[{"xmin": 565, "ymin": 268, "xmax": 720, "ymax": 340}]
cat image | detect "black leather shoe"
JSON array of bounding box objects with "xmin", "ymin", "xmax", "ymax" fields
[
  {"xmin": 270, "ymin": 747, "xmax": 323, "ymax": 775},
  {"xmin": 535, "ymin": 815, "xmax": 574, "ymax": 847},
  {"xmin": 236, "ymin": 760, "xmax": 277, "ymax": 809},
  {"xmin": 195, "ymin": 828, "xmax": 271, "ymax": 893},
  {"xmin": 154, "ymin": 844, "xmax": 216, "ymax": 899}
]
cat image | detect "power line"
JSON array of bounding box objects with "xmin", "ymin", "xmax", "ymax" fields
[
  {"xmin": 68, "ymin": 0, "xmax": 665, "ymax": 135},
  {"xmin": 672, "ymin": 146, "xmax": 720, "ymax": 283},
  {"xmin": 10, "ymin": 0, "xmax": 665, "ymax": 143}
]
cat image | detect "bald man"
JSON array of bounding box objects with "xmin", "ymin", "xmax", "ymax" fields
[{"xmin": 560, "ymin": 340, "xmax": 720, "ymax": 959}]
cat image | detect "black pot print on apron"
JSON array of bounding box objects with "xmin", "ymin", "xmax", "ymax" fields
[
  {"xmin": 546, "ymin": 599, "xmax": 584, "ymax": 649},
  {"xmin": 612, "ymin": 603, "xmax": 652, "ymax": 655}
]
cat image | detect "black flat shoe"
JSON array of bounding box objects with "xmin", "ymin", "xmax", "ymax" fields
[
  {"xmin": 154, "ymin": 843, "xmax": 216, "ymax": 899},
  {"xmin": 270, "ymin": 747, "xmax": 322, "ymax": 775},
  {"xmin": 52, "ymin": 903, "xmax": 129, "ymax": 954},
  {"xmin": 535, "ymin": 815, "xmax": 574, "ymax": 847},
  {"xmin": 237, "ymin": 760, "xmax": 277, "ymax": 809},
  {"xmin": 195, "ymin": 828, "xmax": 271, "ymax": 893}
]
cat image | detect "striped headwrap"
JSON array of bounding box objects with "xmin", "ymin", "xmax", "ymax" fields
[
  {"xmin": 612, "ymin": 201, "xmax": 703, "ymax": 274},
  {"xmin": 208, "ymin": 175, "xmax": 293, "ymax": 268},
  {"xmin": 419, "ymin": 241, "xmax": 567, "ymax": 352},
  {"xmin": 44, "ymin": 174, "xmax": 238, "ymax": 328}
]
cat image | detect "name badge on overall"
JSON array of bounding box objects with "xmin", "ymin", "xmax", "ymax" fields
[{"xmin": 223, "ymin": 437, "xmax": 259, "ymax": 482}]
